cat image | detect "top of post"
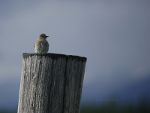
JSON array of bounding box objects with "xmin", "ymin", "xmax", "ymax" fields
[{"xmin": 23, "ymin": 53, "xmax": 87, "ymax": 62}]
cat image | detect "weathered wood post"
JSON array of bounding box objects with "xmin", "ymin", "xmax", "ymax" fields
[{"xmin": 17, "ymin": 53, "xmax": 87, "ymax": 113}]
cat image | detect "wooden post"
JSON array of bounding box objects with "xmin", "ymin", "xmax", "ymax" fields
[{"xmin": 17, "ymin": 53, "xmax": 87, "ymax": 113}]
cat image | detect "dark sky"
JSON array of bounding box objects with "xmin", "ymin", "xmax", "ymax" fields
[{"xmin": 0, "ymin": 0, "xmax": 150, "ymax": 108}]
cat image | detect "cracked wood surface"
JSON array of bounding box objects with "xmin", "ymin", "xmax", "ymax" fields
[{"xmin": 17, "ymin": 53, "xmax": 86, "ymax": 113}]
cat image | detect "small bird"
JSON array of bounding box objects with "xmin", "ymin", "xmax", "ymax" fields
[{"xmin": 34, "ymin": 33, "xmax": 49, "ymax": 54}]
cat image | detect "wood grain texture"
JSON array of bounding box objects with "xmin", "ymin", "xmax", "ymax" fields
[{"xmin": 17, "ymin": 53, "xmax": 87, "ymax": 113}]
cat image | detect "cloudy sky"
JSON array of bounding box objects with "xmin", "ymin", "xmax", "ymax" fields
[{"xmin": 0, "ymin": 0, "xmax": 150, "ymax": 108}]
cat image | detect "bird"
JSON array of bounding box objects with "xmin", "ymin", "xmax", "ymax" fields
[{"xmin": 34, "ymin": 33, "xmax": 49, "ymax": 54}]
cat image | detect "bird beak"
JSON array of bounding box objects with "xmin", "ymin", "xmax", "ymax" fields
[{"xmin": 46, "ymin": 36, "xmax": 49, "ymax": 38}]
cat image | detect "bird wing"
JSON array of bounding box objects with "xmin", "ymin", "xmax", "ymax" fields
[
  {"xmin": 34, "ymin": 39, "xmax": 49, "ymax": 53},
  {"xmin": 44, "ymin": 40, "xmax": 49, "ymax": 52},
  {"xmin": 36, "ymin": 40, "xmax": 44, "ymax": 48}
]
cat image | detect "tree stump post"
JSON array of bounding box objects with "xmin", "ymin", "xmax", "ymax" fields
[{"xmin": 17, "ymin": 53, "xmax": 87, "ymax": 113}]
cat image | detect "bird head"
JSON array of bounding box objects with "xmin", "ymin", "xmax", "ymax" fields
[{"xmin": 40, "ymin": 33, "xmax": 49, "ymax": 39}]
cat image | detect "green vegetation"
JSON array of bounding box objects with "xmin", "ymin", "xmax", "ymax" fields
[
  {"xmin": 81, "ymin": 104, "xmax": 150, "ymax": 113},
  {"xmin": 81, "ymin": 101, "xmax": 150, "ymax": 113},
  {"xmin": 0, "ymin": 110, "xmax": 16, "ymax": 113},
  {"xmin": 1, "ymin": 101, "xmax": 150, "ymax": 113}
]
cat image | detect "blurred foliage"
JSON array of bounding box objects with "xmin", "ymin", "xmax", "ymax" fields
[
  {"xmin": 81, "ymin": 100, "xmax": 150, "ymax": 113},
  {"xmin": 0, "ymin": 110, "xmax": 16, "ymax": 113},
  {"xmin": 1, "ymin": 100, "xmax": 150, "ymax": 113}
]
